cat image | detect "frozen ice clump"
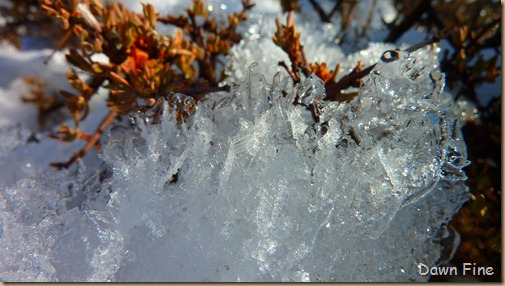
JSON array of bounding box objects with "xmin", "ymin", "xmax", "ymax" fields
[
  {"xmin": 296, "ymin": 73, "xmax": 325, "ymax": 106},
  {"xmin": 0, "ymin": 51, "xmax": 469, "ymax": 282},
  {"xmin": 86, "ymin": 48, "xmax": 468, "ymax": 281},
  {"xmin": 317, "ymin": 50, "xmax": 470, "ymax": 240}
]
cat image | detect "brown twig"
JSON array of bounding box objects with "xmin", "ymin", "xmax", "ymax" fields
[
  {"xmin": 359, "ymin": 0, "xmax": 377, "ymax": 39},
  {"xmin": 44, "ymin": 29, "xmax": 73, "ymax": 65},
  {"xmin": 278, "ymin": 61, "xmax": 299, "ymax": 83},
  {"xmin": 325, "ymin": 64, "xmax": 375, "ymax": 101},
  {"xmin": 50, "ymin": 110, "xmax": 118, "ymax": 169},
  {"xmin": 307, "ymin": 0, "xmax": 330, "ymax": 23},
  {"xmin": 327, "ymin": 0, "xmax": 342, "ymax": 19},
  {"xmin": 405, "ymin": 35, "xmax": 444, "ymax": 53},
  {"xmin": 273, "ymin": 12, "xmax": 311, "ymax": 83},
  {"xmin": 470, "ymin": 18, "xmax": 501, "ymax": 49},
  {"xmin": 384, "ymin": 1, "xmax": 430, "ymax": 43},
  {"xmin": 181, "ymin": 85, "xmax": 230, "ymax": 95},
  {"xmin": 334, "ymin": 0, "xmax": 358, "ymax": 45},
  {"xmin": 307, "ymin": 0, "xmax": 342, "ymax": 23}
]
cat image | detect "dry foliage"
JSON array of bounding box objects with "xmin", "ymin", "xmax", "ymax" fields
[
  {"xmin": 20, "ymin": 76, "xmax": 66, "ymax": 127},
  {"xmin": 37, "ymin": 0, "xmax": 254, "ymax": 168},
  {"xmin": 0, "ymin": 0, "xmax": 62, "ymax": 49}
]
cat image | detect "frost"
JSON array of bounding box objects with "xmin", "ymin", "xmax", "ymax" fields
[
  {"xmin": 296, "ymin": 74, "xmax": 325, "ymax": 106},
  {"xmin": 0, "ymin": 168, "xmax": 122, "ymax": 282},
  {"xmin": 84, "ymin": 49, "xmax": 467, "ymax": 281}
]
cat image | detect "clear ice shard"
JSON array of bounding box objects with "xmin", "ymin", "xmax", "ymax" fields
[{"xmin": 296, "ymin": 74, "xmax": 325, "ymax": 106}]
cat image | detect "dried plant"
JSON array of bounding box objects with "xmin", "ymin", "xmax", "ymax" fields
[
  {"xmin": 0, "ymin": 0, "xmax": 63, "ymax": 49},
  {"xmin": 280, "ymin": 0, "xmax": 299, "ymax": 12},
  {"xmin": 273, "ymin": 12, "xmax": 311, "ymax": 84},
  {"xmin": 273, "ymin": 12, "xmax": 440, "ymax": 106},
  {"xmin": 38, "ymin": 0, "xmax": 254, "ymax": 168},
  {"xmin": 20, "ymin": 76, "xmax": 66, "ymax": 127},
  {"xmin": 273, "ymin": 12, "xmax": 343, "ymax": 87}
]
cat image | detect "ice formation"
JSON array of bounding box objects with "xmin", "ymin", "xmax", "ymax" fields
[{"xmin": 0, "ymin": 0, "xmax": 471, "ymax": 282}]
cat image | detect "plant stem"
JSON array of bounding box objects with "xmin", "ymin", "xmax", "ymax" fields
[{"xmin": 51, "ymin": 110, "xmax": 118, "ymax": 169}]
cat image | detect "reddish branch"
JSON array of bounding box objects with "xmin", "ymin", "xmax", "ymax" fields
[
  {"xmin": 325, "ymin": 64, "xmax": 375, "ymax": 101},
  {"xmin": 37, "ymin": 0, "xmax": 256, "ymax": 169},
  {"xmin": 307, "ymin": 0, "xmax": 342, "ymax": 23},
  {"xmin": 51, "ymin": 110, "xmax": 118, "ymax": 169},
  {"xmin": 273, "ymin": 12, "xmax": 310, "ymax": 84}
]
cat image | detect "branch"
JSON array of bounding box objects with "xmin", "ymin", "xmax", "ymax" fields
[
  {"xmin": 50, "ymin": 111, "xmax": 118, "ymax": 169},
  {"xmin": 278, "ymin": 60, "xmax": 299, "ymax": 83},
  {"xmin": 44, "ymin": 29, "xmax": 73, "ymax": 65},
  {"xmin": 328, "ymin": 0, "xmax": 343, "ymax": 19},
  {"xmin": 405, "ymin": 35, "xmax": 444, "ymax": 53},
  {"xmin": 325, "ymin": 64, "xmax": 375, "ymax": 101},
  {"xmin": 181, "ymin": 85, "xmax": 230, "ymax": 95},
  {"xmin": 384, "ymin": 1, "xmax": 430, "ymax": 43},
  {"xmin": 307, "ymin": 0, "xmax": 330, "ymax": 23}
]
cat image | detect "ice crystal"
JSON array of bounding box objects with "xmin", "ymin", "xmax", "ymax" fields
[
  {"xmin": 296, "ymin": 74, "xmax": 325, "ymax": 106},
  {"xmin": 93, "ymin": 50, "xmax": 468, "ymax": 281}
]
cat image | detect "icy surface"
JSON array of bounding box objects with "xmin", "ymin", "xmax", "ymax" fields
[{"xmin": 0, "ymin": 0, "xmax": 471, "ymax": 282}]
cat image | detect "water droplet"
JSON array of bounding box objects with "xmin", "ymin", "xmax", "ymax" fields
[
  {"xmin": 128, "ymin": 115, "xmax": 137, "ymax": 125},
  {"xmin": 173, "ymin": 93, "xmax": 184, "ymax": 106},
  {"xmin": 184, "ymin": 96, "xmax": 196, "ymax": 114}
]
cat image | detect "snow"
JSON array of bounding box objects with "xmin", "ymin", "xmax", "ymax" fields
[{"xmin": 0, "ymin": 0, "xmax": 471, "ymax": 282}]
